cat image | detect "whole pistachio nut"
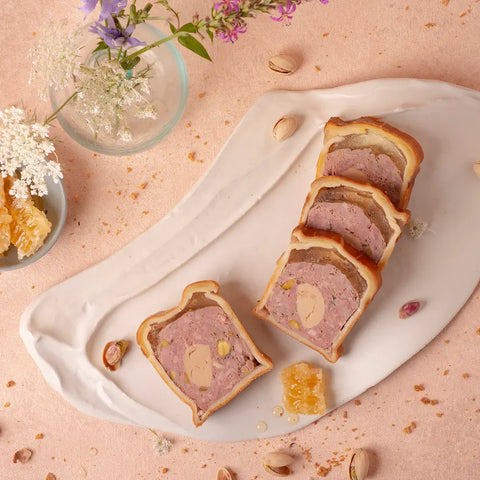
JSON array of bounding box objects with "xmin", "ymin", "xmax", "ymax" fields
[
  {"xmin": 217, "ymin": 467, "xmax": 233, "ymax": 480},
  {"xmin": 103, "ymin": 340, "xmax": 129, "ymax": 371},
  {"xmin": 272, "ymin": 115, "xmax": 298, "ymax": 142},
  {"xmin": 268, "ymin": 54, "xmax": 298, "ymax": 75},
  {"xmin": 348, "ymin": 449, "xmax": 369, "ymax": 480},
  {"xmin": 263, "ymin": 452, "xmax": 293, "ymax": 476}
]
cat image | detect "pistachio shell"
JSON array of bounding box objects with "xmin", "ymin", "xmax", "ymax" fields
[
  {"xmin": 272, "ymin": 115, "xmax": 298, "ymax": 142},
  {"xmin": 264, "ymin": 464, "xmax": 291, "ymax": 477},
  {"xmin": 473, "ymin": 161, "xmax": 480, "ymax": 178},
  {"xmin": 348, "ymin": 449, "xmax": 369, "ymax": 480},
  {"xmin": 103, "ymin": 340, "xmax": 129, "ymax": 371},
  {"xmin": 217, "ymin": 467, "xmax": 233, "ymax": 480},
  {"xmin": 263, "ymin": 451, "xmax": 293, "ymax": 467},
  {"xmin": 268, "ymin": 54, "xmax": 298, "ymax": 75},
  {"xmin": 13, "ymin": 448, "xmax": 33, "ymax": 464}
]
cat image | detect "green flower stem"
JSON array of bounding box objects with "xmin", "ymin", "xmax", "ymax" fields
[
  {"xmin": 44, "ymin": 91, "xmax": 78, "ymax": 125},
  {"xmin": 121, "ymin": 31, "xmax": 187, "ymax": 64}
]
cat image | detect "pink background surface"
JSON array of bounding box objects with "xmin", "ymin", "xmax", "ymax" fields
[{"xmin": 1, "ymin": 1, "xmax": 480, "ymax": 479}]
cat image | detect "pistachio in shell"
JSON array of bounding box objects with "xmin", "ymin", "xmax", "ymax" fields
[
  {"xmin": 268, "ymin": 54, "xmax": 298, "ymax": 75},
  {"xmin": 473, "ymin": 161, "xmax": 480, "ymax": 179},
  {"xmin": 348, "ymin": 449, "xmax": 369, "ymax": 480},
  {"xmin": 272, "ymin": 115, "xmax": 298, "ymax": 142},
  {"xmin": 103, "ymin": 340, "xmax": 129, "ymax": 371},
  {"xmin": 217, "ymin": 467, "xmax": 233, "ymax": 480},
  {"xmin": 263, "ymin": 451, "xmax": 293, "ymax": 477}
]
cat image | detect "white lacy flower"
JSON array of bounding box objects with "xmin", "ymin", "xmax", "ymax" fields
[
  {"xmin": 29, "ymin": 20, "xmax": 81, "ymax": 101},
  {"xmin": 73, "ymin": 59, "xmax": 156, "ymax": 140},
  {"xmin": 406, "ymin": 216, "xmax": 429, "ymax": 239},
  {"xmin": 0, "ymin": 107, "xmax": 63, "ymax": 199}
]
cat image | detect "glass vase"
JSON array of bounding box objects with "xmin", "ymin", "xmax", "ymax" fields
[{"xmin": 50, "ymin": 23, "xmax": 189, "ymax": 156}]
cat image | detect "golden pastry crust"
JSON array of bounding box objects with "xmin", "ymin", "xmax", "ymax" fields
[
  {"xmin": 254, "ymin": 229, "xmax": 382, "ymax": 363},
  {"xmin": 299, "ymin": 175, "xmax": 409, "ymax": 268},
  {"xmin": 137, "ymin": 280, "xmax": 273, "ymax": 427},
  {"xmin": 316, "ymin": 116, "xmax": 424, "ymax": 210}
]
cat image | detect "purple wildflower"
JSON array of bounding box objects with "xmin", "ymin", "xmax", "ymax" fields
[
  {"xmin": 214, "ymin": 0, "xmax": 241, "ymax": 14},
  {"xmin": 90, "ymin": 17, "xmax": 146, "ymax": 48},
  {"xmin": 270, "ymin": 2, "xmax": 297, "ymax": 22},
  {"xmin": 79, "ymin": 0, "xmax": 98, "ymax": 17},
  {"xmin": 79, "ymin": 0, "xmax": 127, "ymax": 20},
  {"xmin": 215, "ymin": 18, "xmax": 247, "ymax": 43}
]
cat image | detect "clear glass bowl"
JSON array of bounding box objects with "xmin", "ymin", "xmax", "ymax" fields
[
  {"xmin": 0, "ymin": 177, "xmax": 67, "ymax": 271},
  {"xmin": 50, "ymin": 23, "xmax": 189, "ymax": 156}
]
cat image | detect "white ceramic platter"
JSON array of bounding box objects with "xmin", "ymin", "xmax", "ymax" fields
[{"xmin": 20, "ymin": 79, "xmax": 480, "ymax": 441}]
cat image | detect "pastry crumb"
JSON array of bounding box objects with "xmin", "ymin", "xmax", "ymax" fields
[
  {"xmin": 130, "ymin": 192, "xmax": 139, "ymax": 200},
  {"xmin": 138, "ymin": 183, "xmax": 147, "ymax": 190},
  {"xmin": 403, "ymin": 421, "xmax": 416, "ymax": 434},
  {"xmin": 317, "ymin": 465, "xmax": 332, "ymax": 477},
  {"xmin": 35, "ymin": 433, "xmax": 44, "ymax": 439},
  {"xmin": 436, "ymin": 412, "xmax": 444, "ymax": 418},
  {"xmin": 354, "ymin": 399, "xmax": 361, "ymax": 406},
  {"xmin": 46, "ymin": 473, "xmax": 57, "ymax": 480},
  {"xmin": 314, "ymin": 65, "xmax": 321, "ymax": 71},
  {"xmin": 6, "ymin": 380, "xmax": 16, "ymax": 388},
  {"xmin": 443, "ymin": 369, "xmax": 449, "ymax": 375},
  {"xmin": 462, "ymin": 373, "xmax": 470, "ymax": 379},
  {"xmin": 425, "ymin": 23, "xmax": 437, "ymax": 27},
  {"xmin": 198, "ymin": 92, "xmax": 206, "ymax": 98},
  {"xmin": 442, "ymin": 0, "xmax": 449, "ymax": 5},
  {"xmin": 420, "ymin": 397, "xmax": 431, "ymax": 404},
  {"xmin": 4, "ymin": 402, "xmax": 10, "ymax": 407},
  {"xmin": 414, "ymin": 384, "xmax": 424, "ymax": 391}
]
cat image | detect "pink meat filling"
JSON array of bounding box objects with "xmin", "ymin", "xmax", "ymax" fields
[
  {"xmin": 306, "ymin": 202, "xmax": 386, "ymax": 263},
  {"xmin": 323, "ymin": 148, "xmax": 403, "ymax": 206},
  {"xmin": 265, "ymin": 261, "xmax": 359, "ymax": 350},
  {"xmin": 150, "ymin": 306, "xmax": 256, "ymax": 412}
]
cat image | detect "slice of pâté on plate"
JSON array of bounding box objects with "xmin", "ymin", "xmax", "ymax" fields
[
  {"xmin": 299, "ymin": 175, "xmax": 409, "ymax": 268},
  {"xmin": 316, "ymin": 116, "xmax": 424, "ymax": 210},
  {"xmin": 137, "ymin": 281, "xmax": 273, "ymax": 427},
  {"xmin": 254, "ymin": 228, "xmax": 382, "ymax": 363}
]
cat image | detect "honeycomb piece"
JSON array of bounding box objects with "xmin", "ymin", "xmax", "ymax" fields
[
  {"xmin": 4, "ymin": 176, "xmax": 51, "ymax": 260},
  {"xmin": 281, "ymin": 361, "xmax": 326, "ymax": 415},
  {"xmin": 0, "ymin": 177, "xmax": 12, "ymax": 255}
]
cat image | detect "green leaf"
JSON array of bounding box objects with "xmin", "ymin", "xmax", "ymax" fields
[
  {"xmin": 169, "ymin": 22, "xmax": 177, "ymax": 34},
  {"xmin": 93, "ymin": 40, "xmax": 109, "ymax": 53},
  {"xmin": 207, "ymin": 29, "xmax": 214, "ymax": 42},
  {"xmin": 178, "ymin": 22, "xmax": 197, "ymax": 33},
  {"xmin": 120, "ymin": 56, "xmax": 141, "ymax": 71},
  {"xmin": 177, "ymin": 34, "xmax": 212, "ymax": 61}
]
